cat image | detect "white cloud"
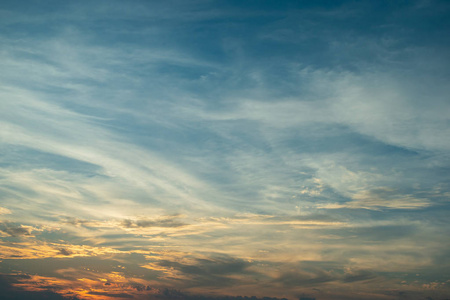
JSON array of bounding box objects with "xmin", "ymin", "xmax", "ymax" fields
[{"xmin": 0, "ymin": 207, "xmax": 12, "ymax": 215}]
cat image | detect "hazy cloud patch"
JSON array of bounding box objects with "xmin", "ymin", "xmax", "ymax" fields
[
  {"xmin": 0, "ymin": 207, "xmax": 12, "ymax": 215},
  {"xmin": 155, "ymin": 254, "xmax": 255, "ymax": 287},
  {"xmin": 0, "ymin": 274, "xmax": 72, "ymax": 300},
  {"xmin": 57, "ymin": 248, "xmax": 72, "ymax": 256},
  {"xmin": 321, "ymin": 188, "xmax": 432, "ymax": 210},
  {"xmin": 88, "ymin": 291, "xmax": 134, "ymax": 298},
  {"xmin": 122, "ymin": 215, "xmax": 187, "ymax": 229},
  {"xmin": 0, "ymin": 222, "xmax": 36, "ymax": 237}
]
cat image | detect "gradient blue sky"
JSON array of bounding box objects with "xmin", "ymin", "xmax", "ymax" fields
[{"xmin": 1, "ymin": 1, "xmax": 450, "ymax": 299}]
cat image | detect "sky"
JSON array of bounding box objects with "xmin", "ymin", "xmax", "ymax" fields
[{"xmin": 0, "ymin": 0, "xmax": 450, "ymax": 299}]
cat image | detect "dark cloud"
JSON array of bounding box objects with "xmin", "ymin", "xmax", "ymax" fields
[
  {"xmin": 156, "ymin": 254, "xmax": 253, "ymax": 287},
  {"xmin": 0, "ymin": 274, "xmax": 77, "ymax": 300},
  {"xmin": 342, "ymin": 269, "xmax": 377, "ymax": 283},
  {"xmin": 270, "ymin": 213, "xmax": 342, "ymax": 223},
  {"xmin": 0, "ymin": 222, "xmax": 33, "ymax": 237},
  {"xmin": 58, "ymin": 248, "xmax": 72, "ymax": 256},
  {"xmin": 88, "ymin": 291, "xmax": 134, "ymax": 298},
  {"xmin": 122, "ymin": 219, "xmax": 134, "ymax": 228},
  {"xmin": 122, "ymin": 215, "xmax": 186, "ymax": 228},
  {"xmin": 348, "ymin": 224, "xmax": 415, "ymax": 241},
  {"xmin": 299, "ymin": 297, "xmax": 316, "ymax": 300},
  {"xmin": 157, "ymin": 288, "xmax": 288, "ymax": 300},
  {"xmin": 61, "ymin": 217, "xmax": 87, "ymax": 226},
  {"xmin": 273, "ymin": 262, "xmax": 378, "ymax": 288},
  {"xmin": 275, "ymin": 270, "xmax": 335, "ymax": 287},
  {"xmin": 0, "ymin": 275, "xmax": 288, "ymax": 300}
]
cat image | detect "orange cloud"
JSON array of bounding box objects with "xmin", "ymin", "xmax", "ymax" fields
[{"xmin": 10, "ymin": 272, "xmax": 162, "ymax": 300}]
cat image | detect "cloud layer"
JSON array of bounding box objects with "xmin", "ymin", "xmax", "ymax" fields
[{"xmin": 1, "ymin": 0, "xmax": 450, "ymax": 299}]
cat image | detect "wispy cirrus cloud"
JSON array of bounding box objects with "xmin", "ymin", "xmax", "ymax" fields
[{"xmin": 1, "ymin": 1, "xmax": 450, "ymax": 299}]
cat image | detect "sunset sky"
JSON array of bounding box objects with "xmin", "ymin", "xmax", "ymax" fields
[{"xmin": 1, "ymin": 1, "xmax": 450, "ymax": 299}]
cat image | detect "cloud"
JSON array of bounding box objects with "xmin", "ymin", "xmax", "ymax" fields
[
  {"xmin": 0, "ymin": 236, "xmax": 130, "ymax": 260},
  {"xmin": 342, "ymin": 269, "xmax": 377, "ymax": 283},
  {"xmin": 122, "ymin": 215, "xmax": 187, "ymax": 229},
  {"xmin": 317, "ymin": 188, "xmax": 431, "ymax": 210},
  {"xmin": 0, "ymin": 222, "xmax": 35, "ymax": 237},
  {"xmin": 274, "ymin": 270, "xmax": 335, "ymax": 288},
  {"xmin": 272, "ymin": 263, "xmax": 380, "ymax": 289},
  {"xmin": 0, "ymin": 275, "xmax": 72, "ymax": 300},
  {"xmin": 0, "ymin": 207, "xmax": 12, "ymax": 215},
  {"xmin": 0, "ymin": 1, "xmax": 450, "ymax": 299},
  {"xmin": 88, "ymin": 291, "xmax": 134, "ymax": 298},
  {"xmin": 58, "ymin": 248, "xmax": 72, "ymax": 256},
  {"xmin": 148, "ymin": 253, "xmax": 259, "ymax": 289},
  {"xmin": 61, "ymin": 217, "xmax": 88, "ymax": 227},
  {"xmin": 1, "ymin": 272, "xmax": 291, "ymax": 300},
  {"xmin": 157, "ymin": 288, "xmax": 289, "ymax": 300}
]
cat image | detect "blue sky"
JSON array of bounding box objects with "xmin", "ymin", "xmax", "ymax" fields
[{"xmin": 1, "ymin": 1, "xmax": 450, "ymax": 299}]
